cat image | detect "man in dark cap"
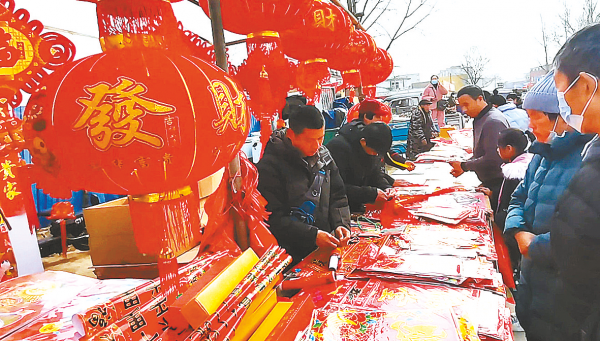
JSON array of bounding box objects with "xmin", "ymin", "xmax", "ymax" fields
[
  {"xmin": 339, "ymin": 99, "xmax": 415, "ymax": 172},
  {"xmin": 326, "ymin": 122, "xmax": 394, "ymax": 213},
  {"xmin": 257, "ymin": 104, "xmax": 351, "ymax": 264},
  {"xmin": 406, "ymin": 99, "xmax": 436, "ymax": 160}
]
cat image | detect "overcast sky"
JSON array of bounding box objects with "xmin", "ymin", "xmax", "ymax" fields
[{"xmin": 13, "ymin": 0, "xmax": 585, "ymax": 82}]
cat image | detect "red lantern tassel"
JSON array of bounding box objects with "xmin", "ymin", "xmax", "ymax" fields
[{"xmin": 158, "ymin": 247, "xmax": 180, "ymax": 302}]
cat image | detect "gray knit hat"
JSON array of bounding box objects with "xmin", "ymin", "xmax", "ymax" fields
[{"xmin": 523, "ymin": 70, "xmax": 560, "ymax": 114}]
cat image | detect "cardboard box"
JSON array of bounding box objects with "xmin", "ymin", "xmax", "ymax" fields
[
  {"xmin": 84, "ymin": 197, "xmax": 200, "ymax": 279},
  {"xmin": 84, "ymin": 198, "xmax": 158, "ymax": 279}
]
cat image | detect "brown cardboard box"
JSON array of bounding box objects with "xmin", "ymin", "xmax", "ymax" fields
[
  {"xmin": 84, "ymin": 197, "xmax": 197, "ymax": 279},
  {"xmin": 85, "ymin": 198, "xmax": 156, "ymax": 266}
]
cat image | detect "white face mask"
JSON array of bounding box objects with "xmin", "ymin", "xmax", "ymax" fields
[
  {"xmin": 547, "ymin": 117, "xmax": 562, "ymax": 143},
  {"xmin": 557, "ymin": 73, "xmax": 599, "ymax": 132}
]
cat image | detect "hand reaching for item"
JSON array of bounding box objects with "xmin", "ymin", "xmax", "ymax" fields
[
  {"xmin": 376, "ymin": 189, "xmax": 390, "ymax": 202},
  {"xmin": 449, "ymin": 160, "xmax": 464, "ymax": 178},
  {"xmin": 316, "ymin": 230, "xmax": 340, "ymax": 249},
  {"xmin": 334, "ymin": 226, "xmax": 351, "ymax": 246},
  {"xmin": 475, "ymin": 186, "xmax": 492, "ymax": 197}
]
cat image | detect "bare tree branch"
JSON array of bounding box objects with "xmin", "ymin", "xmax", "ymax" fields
[
  {"xmin": 460, "ymin": 47, "xmax": 489, "ymax": 86},
  {"xmin": 385, "ymin": 5, "xmax": 433, "ymax": 50},
  {"xmin": 365, "ymin": 0, "xmax": 392, "ymax": 30},
  {"xmin": 539, "ymin": 16, "xmax": 551, "ymax": 71},
  {"xmin": 345, "ymin": 0, "xmax": 435, "ymax": 51}
]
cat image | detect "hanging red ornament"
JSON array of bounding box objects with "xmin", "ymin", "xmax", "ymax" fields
[
  {"xmin": 296, "ymin": 59, "xmax": 330, "ymax": 105},
  {"xmin": 233, "ymin": 31, "xmax": 295, "ymax": 155},
  {"xmin": 362, "ymin": 85, "xmax": 377, "ymax": 98},
  {"xmin": 0, "ymin": 0, "xmax": 74, "ymax": 233},
  {"xmin": 360, "ymin": 47, "xmax": 394, "ymax": 93},
  {"xmin": 327, "ymin": 28, "xmax": 377, "ymax": 72},
  {"xmin": 24, "ymin": 48, "xmax": 248, "ymax": 198},
  {"xmin": 280, "ymin": 1, "xmax": 351, "ymax": 104},
  {"xmin": 198, "ymin": 0, "xmax": 313, "ymax": 35},
  {"xmin": 336, "ymin": 69, "xmax": 362, "ymax": 100},
  {"xmin": 23, "ymin": 0, "xmax": 250, "ymax": 269},
  {"xmin": 280, "ymin": 0, "xmax": 352, "ymax": 62}
]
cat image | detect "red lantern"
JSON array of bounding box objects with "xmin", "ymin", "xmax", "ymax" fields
[
  {"xmin": 280, "ymin": 0, "xmax": 352, "ymax": 62},
  {"xmin": 24, "ymin": 47, "xmax": 249, "ymax": 198},
  {"xmin": 233, "ymin": 32, "xmax": 295, "ymax": 155},
  {"xmin": 360, "ymin": 47, "xmax": 394, "ymax": 91},
  {"xmin": 296, "ymin": 59, "xmax": 330, "ymax": 105},
  {"xmin": 327, "ymin": 28, "xmax": 377, "ymax": 72},
  {"xmin": 198, "ymin": 0, "xmax": 313, "ymax": 35},
  {"xmin": 337, "ymin": 69, "xmax": 362, "ymax": 99}
]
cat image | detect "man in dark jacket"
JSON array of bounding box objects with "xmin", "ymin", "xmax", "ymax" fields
[
  {"xmin": 450, "ymin": 85, "xmax": 509, "ymax": 212},
  {"xmin": 341, "ymin": 99, "xmax": 416, "ymax": 172},
  {"xmin": 257, "ymin": 105, "xmax": 351, "ymax": 264},
  {"xmin": 326, "ymin": 122, "xmax": 393, "ymax": 213},
  {"xmin": 407, "ymin": 99, "xmax": 435, "ymax": 160},
  {"xmin": 550, "ymin": 23, "xmax": 600, "ymax": 340}
]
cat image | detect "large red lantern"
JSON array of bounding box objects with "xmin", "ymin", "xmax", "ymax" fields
[
  {"xmin": 327, "ymin": 28, "xmax": 377, "ymax": 72},
  {"xmin": 24, "ymin": 48, "xmax": 249, "ymax": 197},
  {"xmin": 198, "ymin": 0, "xmax": 313, "ymax": 35},
  {"xmin": 360, "ymin": 47, "xmax": 394, "ymax": 92},
  {"xmin": 280, "ymin": 0, "xmax": 352, "ymax": 105},
  {"xmin": 280, "ymin": 0, "xmax": 352, "ymax": 61},
  {"xmin": 23, "ymin": 0, "xmax": 251, "ymax": 267}
]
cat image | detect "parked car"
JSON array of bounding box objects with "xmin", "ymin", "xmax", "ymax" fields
[{"xmin": 383, "ymin": 95, "xmax": 420, "ymax": 117}]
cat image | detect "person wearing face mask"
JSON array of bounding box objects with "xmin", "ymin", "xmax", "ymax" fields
[
  {"xmin": 422, "ymin": 75, "xmax": 449, "ymax": 128},
  {"xmin": 502, "ymin": 71, "xmax": 593, "ymax": 341},
  {"xmin": 549, "ymin": 24, "xmax": 600, "ymax": 340}
]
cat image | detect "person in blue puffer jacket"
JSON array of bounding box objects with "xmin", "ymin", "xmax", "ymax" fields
[
  {"xmin": 490, "ymin": 89, "xmax": 530, "ymax": 131},
  {"xmin": 503, "ymin": 71, "xmax": 594, "ymax": 341}
]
